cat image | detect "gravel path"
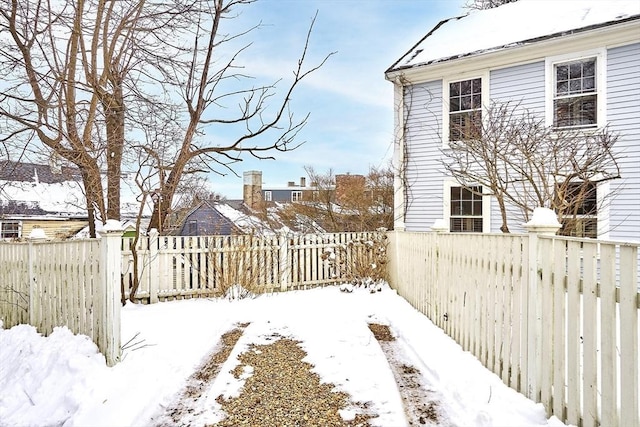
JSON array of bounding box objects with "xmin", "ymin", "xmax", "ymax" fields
[
  {"xmin": 212, "ymin": 334, "xmax": 374, "ymax": 427},
  {"xmin": 155, "ymin": 322, "xmax": 442, "ymax": 426}
]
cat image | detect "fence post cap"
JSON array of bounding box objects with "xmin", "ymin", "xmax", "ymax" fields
[
  {"xmin": 27, "ymin": 228, "xmax": 47, "ymax": 240},
  {"xmin": 523, "ymin": 207, "xmax": 561, "ymax": 235},
  {"xmin": 102, "ymin": 219, "xmax": 124, "ymax": 233},
  {"xmin": 430, "ymin": 219, "xmax": 448, "ymax": 233}
]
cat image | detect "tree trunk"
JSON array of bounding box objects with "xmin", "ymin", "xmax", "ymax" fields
[{"xmin": 103, "ymin": 87, "xmax": 124, "ymax": 221}]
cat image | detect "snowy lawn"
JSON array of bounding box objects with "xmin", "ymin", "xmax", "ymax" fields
[{"xmin": 0, "ymin": 285, "xmax": 567, "ymax": 427}]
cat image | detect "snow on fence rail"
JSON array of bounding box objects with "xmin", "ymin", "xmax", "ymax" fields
[
  {"xmin": 121, "ymin": 231, "xmax": 381, "ymax": 303},
  {"xmin": 0, "ymin": 229, "xmax": 122, "ymax": 366},
  {"xmin": 386, "ymin": 230, "xmax": 639, "ymax": 427}
]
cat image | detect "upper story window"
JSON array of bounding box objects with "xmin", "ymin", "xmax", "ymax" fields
[
  {"xmin": 450, "ymin": 186, "xmax": 483, "ymax": 232},
  {"xmin": 547, "ymin": 50, "xmax": 604, "ymax": 129},
  {"xmin": 553, "ymin": 58, "xmax": 597, "ymax": 128},
  {"xmin": 0, "ymin": 220, "xmax": 21, "ymax": 239},
  {"xmin": 264, "ymin": 191, "xmax": 272, "ymax": 202},
  {"xmin": 291, "ymin": 191, "xmax": 302, "ymax": 202},
  {"xmin": 449, "ymin": 78, "xmax": 482, "ymax": 141}
]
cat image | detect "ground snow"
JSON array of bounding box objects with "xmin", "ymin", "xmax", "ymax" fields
[{"xmin": 0, "ymin": 286, "xmax": 567, "ymax": 427}]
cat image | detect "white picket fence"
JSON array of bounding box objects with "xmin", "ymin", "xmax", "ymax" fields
[
  {"xmin": 386, "ymin": 230, "xmax": 639, "ymax": 427},
  {"xmin": 0, "ymin": 230, "xmax": 122, "ymax": 366},
  {"xmin": 121, "ymin": 231, "xmax": 380, "ymax": 302}
]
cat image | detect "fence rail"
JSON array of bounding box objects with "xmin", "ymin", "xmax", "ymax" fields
[
  {"xmin": 1, "ymin": 230, "xmax": 379, "ymax": 366},
  {"xmin": 121, "ymin": 231, "xmax": 380, "ymax": 303},
  {"xmin": 386, "ymin": 230, "xmax": 639, "ymax": 427}
]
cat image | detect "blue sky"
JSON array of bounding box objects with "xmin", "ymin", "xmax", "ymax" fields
[{"xmin": 207, "ymin": 0, "xmax": 467, "ymax": 198}]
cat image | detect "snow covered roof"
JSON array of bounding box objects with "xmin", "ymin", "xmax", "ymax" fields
[
  {"xmin": 0, "ymin": 177, "xmax": 87, "ymax": 218},
  {"xmin": 175, "ymin": 199, "xmax": 325, "ymax": 236},
  {"xmin": 0, "ymin": 161, "xmax": 142, "ymax": 219},
  {"xmin": 387, "ymin": 0, "xmax": 640, "ymax": 73}
]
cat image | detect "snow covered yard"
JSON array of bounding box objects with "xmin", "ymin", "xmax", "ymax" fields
[{"xmin": 0, "ymin": 285, "xmax": 567, "ymax": 427}]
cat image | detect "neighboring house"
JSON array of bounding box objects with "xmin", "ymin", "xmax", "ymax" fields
[
  {"xmin": 0, "ymin": 161, "xmax": 88, "ymax": 240},
  {"xmin": 0, "ymin": 160, "xmax": 145, "ymax": 240},
  {"xmin": 247, "ymin": 170, "xmax": 368, "ymax": 205},
  {"xmin": 176, "ymin": 200, "xmax": 243, "ymax": 236},
  {"xmin": 385, "ymin": 0, "xmax": 640, "ymax": 241},
  {"xmin": 244, "ymin": 170, "xmax": 317, "ymax": 203},
  {"xmin": 174, "ymin": 174, "xmax": 326, "ymax": 236}
]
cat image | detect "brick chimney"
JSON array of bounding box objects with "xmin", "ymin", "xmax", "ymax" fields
[{"xmin": 243, "ymin": 170, "xmax": 263, "ymax": 211}]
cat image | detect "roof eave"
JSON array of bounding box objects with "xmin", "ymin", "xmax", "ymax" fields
[{"xmin": 385, "ymin": 16, "xmax": 640, "ymax": 82}]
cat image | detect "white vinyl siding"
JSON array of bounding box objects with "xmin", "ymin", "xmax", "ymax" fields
[
  {"xmin": 489, "ymin": 61, "xmax": 546, "ymax": 233},
  {"xmin": 403, "ymin": 80, "xmax": 446, "ymax": 231},
  {"xmin": 490, "ymin": 61, "xmax": 545, "ymax": 114},
  {"xmin": 606, "ymin": 42, "xmax": 640, "ymax": 242}
]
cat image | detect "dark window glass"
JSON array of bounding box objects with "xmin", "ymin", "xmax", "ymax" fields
[
  {"xmin": 450, "ymin": 186, "xmax": 483, "ymax": 232},
  {"xmin": 449, "ymin": 78, "xmax": 482, "ymax": 140},
  {"xmin": 554, "ymin": 58, "xmax": 597, "ymax": 128},
  {"xmin": 556, "ymin": 182, "xmax": 598, "ymax": 238}
]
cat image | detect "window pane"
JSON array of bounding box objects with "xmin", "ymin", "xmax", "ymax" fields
[
  {"xmin": 554, "ymin": 95, "xmax": 597, "ymax": 128},
  {"xmin": 569, "ymin": 62, "xmax": 582, "ymax": 79},
  {"xmin": 557, "ymin": 81, "xmax": 568, "ymax": 95},
  {"xmin": 450, "ymin": 186, "xmax": 483, "ymax": 233},
  {"xmin": 460, "ymin": 80, "xmax": 471, "ymax": 95},
  {"xmin": 473, "ymin": 201, "xmax": 482, "ymax": 215},
  {"xmin": 583, "ymin": 60, "xmax": 595, "ymax": 77},
  {"xmin": 449, "ymin": 78, "xmax": 482, "ymax": 141},
  {"xmin": 472, "ymin": 78, "xmax": 481, "ymax": 92},
  {"xmin": 450, "ymin": 82, "xmax": 460, "ymax": 96},
  {"xmin": 461, "ymin": 95, "xmax": 471, "ymax": 110},
  {"xmin": 450, "ymin": 97, "xmax": 460, "ymax": 112},
  {"xmin": 569, "ymin": 79, "xmax": 582, "ymax": 93},
  {"xmin": 583, "ymin": 77, "xmax": 595, "ymax": 91},
  {"xmin": 1, "ymin": 222, "xmax": 20, "ymax": 239},
  {"xmin": 556, "ymin": 65, "xmax": 568, "ymax": 81},
  {"xmin": 472, "ymin": 94, "xmax": 481, "ymax": 109}
]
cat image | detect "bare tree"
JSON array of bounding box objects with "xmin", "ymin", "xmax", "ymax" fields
[
  {"xmin": 0, "ymin": 0, "xmax": 188, "ymax": 236},
  {"xmin": 145, "ymin": 3, "xmax": 334, "ymax": 233},
  {"xmin": 286, "ymin": 165, "xmax": 394, "ymax": 232},
  {"xmin": 465, "ymin": 0, "xmax": 518, "ymax": 11},
  {"xmin": 441, "ymin": 101, "xmax": 620, "ymax": 233},
  {"xmin": 2, "ymin": 0, "xmax": 330, "ymax": 237}
]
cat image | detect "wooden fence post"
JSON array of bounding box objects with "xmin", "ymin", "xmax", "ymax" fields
[
  {"xmin": 27, "ymin": 229, "xmax": 47, "ymax": 328},
  {"xmin": 523, "ymin": 208, "xmax": 561, "ymax": 401},
  {"xmin": 148, "ymin": 229, "xmax": 159, "ymax": 304},
  {"xmin": 101, "ymin": 220, "xmax": 123, "ymax": 367},
  {"xmin": 279, "ymin": 232, "xmax": 289, "ymax": 291}
]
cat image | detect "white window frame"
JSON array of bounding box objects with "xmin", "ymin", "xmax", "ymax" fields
[
  {"xmin": 442, "ymin": 71, "xmax": 490, "ymax": 147},
  {"xmin": 291, "ymin": 191, "xmax": 302, "ymax": 202},
  {"xmin": 0, "ymin": 220, "xmax": 22, "ymax": 239},
  {"xmin": 442, "ymin": 180, "xmax": 491, "ymax": 232},
  {"xmin": 264, "ymin": 191, "xmax": 272, "ymax": 202},
  {"xmin": 545, "ymin": 49, "xmax": 606, "ymax": 129}
]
